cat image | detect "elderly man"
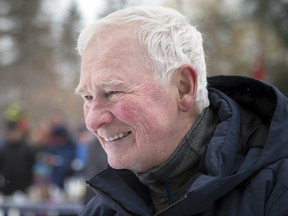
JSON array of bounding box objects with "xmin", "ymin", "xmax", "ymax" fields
[{"xmin": 75, "ymin": 6, "xmax": 288, "ymax": 216}]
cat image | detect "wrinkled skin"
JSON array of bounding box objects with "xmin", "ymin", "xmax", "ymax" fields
[{"xmin": 76, "ymin": 26, "xmax": 198, "ymax": 173}]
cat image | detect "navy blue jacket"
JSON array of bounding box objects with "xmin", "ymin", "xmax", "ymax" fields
[{"xmin": 80, "ymin": 76, "xmax": 288, "ymax": 216}]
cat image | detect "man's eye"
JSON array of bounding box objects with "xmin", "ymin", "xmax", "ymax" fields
[
  {"xmin": 83, "ymin": 95, "xmax": 93, "ymax": 102},
  {"xmin": 105, "ymin": 91, "xmax": 121, "ymax": 98}
]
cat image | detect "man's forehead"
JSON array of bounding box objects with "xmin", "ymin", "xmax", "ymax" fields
[
  {"xmin": 82, "ymin": 29, "xmax": 141, "ymax": 71},
  {"xmin": 89, "ymin": 26, "xmax": 139, "ymax": 54}
]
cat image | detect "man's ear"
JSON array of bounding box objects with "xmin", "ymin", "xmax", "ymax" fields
[{"xmin": 177, "ymin": 64, "xmax": 197, "ymax": 112}]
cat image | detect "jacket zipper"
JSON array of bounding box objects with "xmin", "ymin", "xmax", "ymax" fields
[{"xmin": 154, "ymin": 193, "xmax": 190, "ymax": 216}]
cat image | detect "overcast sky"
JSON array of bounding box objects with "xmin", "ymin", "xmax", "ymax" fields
[
  {"xmin": 75, "ymin": 0, "xmax": 105, "ymax": 24},
  {"xmin": 74, "ymin": 0, "xmax": 164, "ymax": 24}
]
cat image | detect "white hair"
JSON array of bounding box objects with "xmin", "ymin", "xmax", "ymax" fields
[{"xmin": 77, "ymin": 6, "xmax": 209, "ymax": 113}]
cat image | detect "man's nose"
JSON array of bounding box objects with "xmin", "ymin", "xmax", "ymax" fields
[{"xmin": 84, "ymin": 99, "xmax": 113, "ymax": 131}]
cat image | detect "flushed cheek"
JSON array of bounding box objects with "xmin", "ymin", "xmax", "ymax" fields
[
  {"xmin": 115, "ymin": 100, "xmax": 165, "ymax": 139},
  {"xmin": 114, "ymin": 99, "xmax": 151, "ymax": 124}
]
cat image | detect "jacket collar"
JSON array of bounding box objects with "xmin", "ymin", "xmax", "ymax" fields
[{"xmin": 87, "ymin": 167, "xmax": 153, "ymax": 215}]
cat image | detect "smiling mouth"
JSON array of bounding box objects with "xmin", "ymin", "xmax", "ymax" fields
[{"xmin": 103, "ymin": 131, "xmax": 131, "ymax": 142}]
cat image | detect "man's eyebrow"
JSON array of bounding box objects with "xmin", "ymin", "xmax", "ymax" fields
[
  {"xmin": 74, "ymin": 79, "xmax": 126, "ymax": 95},
  {"xmin": 96, "ymin": 79, "xmax": 125, "ymax": 88},
  {"xmin": 74, "ymin": 86, "xmax": 86, "ymax": 95}
]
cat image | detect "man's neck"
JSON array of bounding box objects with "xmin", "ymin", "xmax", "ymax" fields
[{"xmin": 136, "ymin": 108, "xmax": 218, "ymax": 213}]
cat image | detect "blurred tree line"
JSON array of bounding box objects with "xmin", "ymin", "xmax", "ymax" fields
[
  {"xmin": 0, "ymin": 0, "xmax": 83, "ymax": 129},
  {"xmin": 166, "ymin": 0, "xmax": 288, "ymax": 95},
  {"xmin": 0, "ymin": 0, "xmax": 287, "ymax": 130},
  {"xmin": 244, "ymin": 0, "xmax": 288, "ymax": 94}
]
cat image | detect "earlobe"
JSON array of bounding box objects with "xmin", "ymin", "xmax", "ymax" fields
[{"xmin": 177, "ymin": 65, "xmax": 197, "ymax": 112}]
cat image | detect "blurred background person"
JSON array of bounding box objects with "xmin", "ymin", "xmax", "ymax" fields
[
  {"xmin": 0, "ymin": 103, "xmax": 35, "ymax": 196},
  {"xmin": 72, "ymin": 126, "xmax": 90, "ymax": 176},
  {"xmin": 42, "ymin": 124, "xmax": 77, "ymax": 189},
  {"xmin": 83, "ymin": 136, "xmax": 107, "ymax": 204}
]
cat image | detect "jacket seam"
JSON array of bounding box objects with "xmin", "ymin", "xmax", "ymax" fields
[{"xmin": 266, "ymin": 167, "xmax": 288, "ymax": 215}]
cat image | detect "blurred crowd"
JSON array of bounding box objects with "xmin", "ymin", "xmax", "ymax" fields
[{"xmin": 0, "ymin": 103, "xmax": 107, "ymax": 206}]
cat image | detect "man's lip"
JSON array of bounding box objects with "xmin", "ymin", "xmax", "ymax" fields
[{"xmin": 99, "ymin": 131, "xmax": 131, "ymax": 142}]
